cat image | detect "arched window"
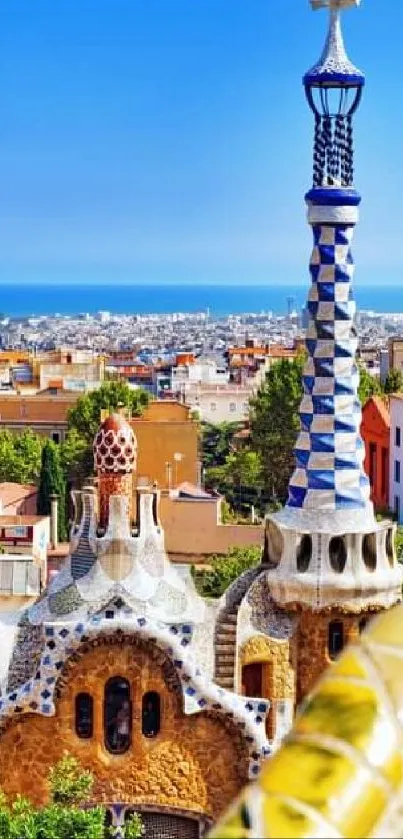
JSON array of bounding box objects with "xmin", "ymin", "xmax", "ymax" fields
[
  {"xmin": 104, "ymin": 677, "xmax": 132, "ymax": 754},
  {"xmin": 296, "ymin": 535, "xmax": 312, "ymax": 573},
  {"xmin": 362, "ymin": 533, "xmax": 377, "ymax": 572},
  {"xmin": 328, "ymin": 621, "xmax": 344, "ymax": 661},
  {"xmin": 329, "ymin": 536, "xmax": 347, "ymax": 573},
  {"xmin": 75, "ymin": 692, "xmax": 93, "ymax": 739},
  {"xmin": 359, "ymin": 617, "xmax": 368, "ymax": 634},
  {"xmin": 142, "ymin": 691, "xmax": 161, "ymax": 738}
]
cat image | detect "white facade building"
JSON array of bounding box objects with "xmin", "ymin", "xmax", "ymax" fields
[
  {"xmin": 172, "ymin": 359, "xmax": 228, "ymax": 389},
  {"xmin": 181, "ymin": 383, "xmax": 252, "ymax": 423},
  {"xmin": 389, "ymin": 395, "xmax": 403, "ymax": 523}
]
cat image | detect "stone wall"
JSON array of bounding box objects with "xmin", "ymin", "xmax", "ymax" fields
[
  {"xmin": 296, "ymin": 609, "xmax": 370, "ymax": 702},
  {"xmin": 239, "ymin": 635, "xmax": 295, "ymax": 740},
  {"xmin": 0, "ymin": 639, "xmax": 248, "ymax": 822}
]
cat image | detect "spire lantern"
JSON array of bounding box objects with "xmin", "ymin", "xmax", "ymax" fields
[
  {"xmin": 304, "ymin": 0, "xmax": 364, "ymax": 187},
  {"xmin": 259, "ymin": 0, "xmax": 402, "ymax": 614}
]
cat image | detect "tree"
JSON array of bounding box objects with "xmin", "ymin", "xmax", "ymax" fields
[
  {"xmin": 0, "ymin": 754, "xmax": 143, "ymax": 838},
  {"xmin": 200, "ymin": 422, "xmax": 242, "ymax": 471},
  {"xmin": 0, "ymin": 429, "xmax": 43, "ymax": 484},
  {"xmin": 205, "ymin": 448, "xmax": 264, "ymax": 515},
  {"xmin": 249, "ymin": 357, "xmax": 304, "ymax": 504},
  {"xmin": 384, "ymin": 368, "xmax": 403, "ymax": 395},
  {"xmin": 63, "ymin": 381, "xmax": 150, "ymax": 486},
  {"xmin": 37, "ymin": 440, "xmax": 68, "ymax": 542},
  {"xmin": 357, "ymin": 363, "xmax": 382, "ymax": 404},
  {"xmin": 60, "ymin": 427, "xmax": 93, "ymax": 488},
  {"xmin": 67, "ymin": 381, "xmax": 150, "ymax": 445},
  {"xmin": 191, "ymin": 545, "xmax": 261, "ymax": 598}
]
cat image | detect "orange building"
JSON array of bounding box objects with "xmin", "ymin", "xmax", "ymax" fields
[
  {"xmin": 0, "ymin": 483, "xmax": 38, "ymax": 516},
  {"xmin": 0, "ymin": 392, "xmax": 78, "ymax": 443},
  {"xmin": 130, "ymin": 400, "xmax": 199, "ymax": 488},
  {"xmin": 361, "ymin": 396, "xmax": 390, "ymax": 510}
]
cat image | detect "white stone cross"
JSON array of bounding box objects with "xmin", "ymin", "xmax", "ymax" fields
[{"xmin": 310, "ymin": 0, "xmax": 360, "ymax": 9}]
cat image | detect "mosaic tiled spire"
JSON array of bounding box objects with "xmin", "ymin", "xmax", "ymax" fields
[{"xmin": 286, "ymin": 1, "xmax": 371, "ymax": 519}]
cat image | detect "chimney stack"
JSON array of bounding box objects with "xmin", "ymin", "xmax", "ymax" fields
[{"xmin": 49, "ymin": 493, "xmax": 59, "ymax": 549}]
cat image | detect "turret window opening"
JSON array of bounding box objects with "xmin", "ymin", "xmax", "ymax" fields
[
  {"xmin": 142, "ymin": 691, "xmax": 161, "ymax": 738},
  {"xmin": 359, "ymin": 617, "xmax": 368, "ymax": 634},
  {"xmin": 296, "ymin": 535, "xmax": 312, "ymax": 573},
  {"xmin": 328, "ymin": 621, "xmax": 344, "ymax": 661},
  {"xmin": 329, "ymin": 536, "xmax": 347, "ymax": 574},
  {"xmin": 104, "ymin": 677, "xmax": 132, "ymax": 754},
  {"xmin": 75, "ymin": 692, "xmax": 93, "ymax": 739},
  {"xmin": 362, "ymin": 533, "xmax": 377, "ymax": 572}
]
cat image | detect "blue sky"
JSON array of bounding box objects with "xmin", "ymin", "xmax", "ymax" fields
[{"xmin": 0, "ymin": 0, "xmax": 401, "ymax": 286}]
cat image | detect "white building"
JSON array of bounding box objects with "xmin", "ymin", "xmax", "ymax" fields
[
  {"xmin": 181, "ymin": 382, "xmax": 252, "ymax": 423},
  {"xmin": 172, "ymin": 358, "xmax": 228, "ymax": 389},
  {"xmin": 389, "ymin": 394, "xmax": 403, "ymax": 522}
]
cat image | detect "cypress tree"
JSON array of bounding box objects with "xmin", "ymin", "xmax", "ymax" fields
[{"xmin": 37, "ymin": 440, "xmax": 68, "ymax": 542}]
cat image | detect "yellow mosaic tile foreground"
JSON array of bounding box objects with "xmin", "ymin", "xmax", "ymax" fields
[{"xmin": 210, "ymin": 604, "xmax": 403, "ymax": 839}]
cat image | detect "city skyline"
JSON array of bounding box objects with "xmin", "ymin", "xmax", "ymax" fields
[{"xmin": 0, "ymin": 0, "xmax": 402, "ymax": 287}]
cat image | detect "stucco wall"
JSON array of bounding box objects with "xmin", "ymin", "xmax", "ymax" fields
[
  {"xmin": 0, "ymin": 638, "xmax": 248, "ymax": 822},
  {"xmin": 159, "ymin": 495, "xmax": 263, "ymax": 561}
]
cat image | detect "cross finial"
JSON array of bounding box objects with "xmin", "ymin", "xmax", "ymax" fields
[{"xmin": 310, "ymin": 0, "xmax": 360, "ymax": 9}]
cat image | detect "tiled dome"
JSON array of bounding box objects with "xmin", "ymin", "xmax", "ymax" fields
[{"xmin": 93, "ymin": 413, "xmax": 137, "ymax": 474}]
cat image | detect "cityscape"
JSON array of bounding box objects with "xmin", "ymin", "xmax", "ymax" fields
[{"xmin": 1, "ymin": 2, "xmax": 403, "ymax": 839}]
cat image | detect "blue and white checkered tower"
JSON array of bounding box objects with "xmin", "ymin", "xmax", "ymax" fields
[
  {"xmin": 288, "ymin": 0, "xmax": 369, "ymax": 521},
  {"xmin": 264, "ymin": 0, "xmax": 402, "ymax": 612}
]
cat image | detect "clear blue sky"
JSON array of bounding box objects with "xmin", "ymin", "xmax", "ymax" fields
[{"xmin": 0, "ymin": 0, "xmax": 401, "ymax": 286}]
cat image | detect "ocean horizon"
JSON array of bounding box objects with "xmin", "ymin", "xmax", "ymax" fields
[{"xmin": 0, "ymin": 283, "xmax": 402, "ymax": 318}]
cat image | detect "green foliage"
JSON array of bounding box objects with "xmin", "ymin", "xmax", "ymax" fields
[
  {"xmin": 37, "ymin": 441, "xmax": 68, "ymax": 542},
  {"xmin": 200, "ymin": 422, "xmax": 241, "ymax": 471},
  {"xmin": 0, "ymin": 429, "xmax": 43, "ymax": 484},
  {"xmin": 63, "ymin": 381, "xmax": 149, "ymax": 487},
  {"xmin": 205, "ymin": 448, "xmax": 264, "ymax": 515},
  {"xmin": 48, "ymin": 754, "xmax": 94, "ymax": 806},
  {"xmin": 396, "ymin": 527, "xmax": 403, "ymax": 563},
  {"xmin": 67, "ymin": 381, "xmax": 150, "ymax": 445},
  {"xmin": 384, "ymin": 367, "xmax": 403, "ymax": 395},
  {"xmin": 357, "ymin": 363, "xmax": 382, "ymax": 404},
  {"xmin": 122, "ymin": 812, "xmax": 145, "ymax": 839},
  {"xmin": 249, "ymin": 357, "xmax": 304, "ymax": 504},
  {"xmin": 191, "ymin": 544, "xmax": 261, "ymax": 598},
  {"xmin": 60, "ymin": 428, "xmax": 93, "ymax": 487},
  {"xmin": 0, "ymin": 755, "xmax": 143, "ymax": 838}
]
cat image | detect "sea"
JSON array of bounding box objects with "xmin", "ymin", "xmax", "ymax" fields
[{"xmin": 0, "ymin": 283, "xmax": 402, "ymax": 318}]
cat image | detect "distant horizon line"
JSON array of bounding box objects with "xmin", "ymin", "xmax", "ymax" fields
[{"xmin": 0, "ymin": 280, "xmax": 401, "ymax": 288}]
